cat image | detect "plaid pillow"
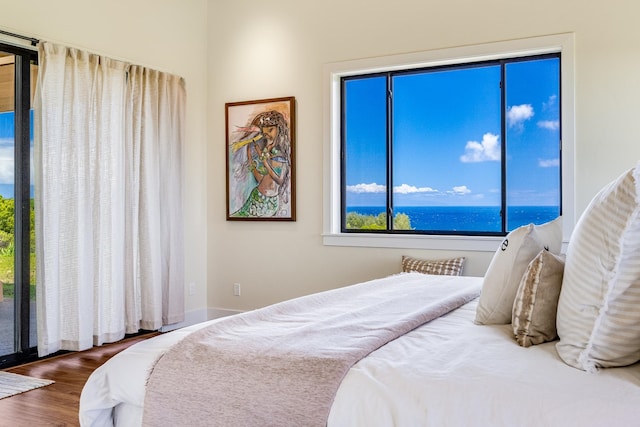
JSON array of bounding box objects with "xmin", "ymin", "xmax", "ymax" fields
[{"xmin": 401, "ymin": 255, "xmax": 465, "ymax": 276}]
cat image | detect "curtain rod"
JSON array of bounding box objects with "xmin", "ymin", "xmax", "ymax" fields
[{"xmin": 0, "ymin": 29, "xmax": 38, "ymax": 46}]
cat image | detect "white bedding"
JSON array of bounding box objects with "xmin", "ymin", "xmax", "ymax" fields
[{"xmin": 80, "ymin": 276, "xmax": 640, "ymax": 426}]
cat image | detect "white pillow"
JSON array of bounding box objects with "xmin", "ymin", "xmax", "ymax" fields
[
  {"xmin": 556, "ymin": 165, "xmax": 640, "ymax": 372},
  {"xmin": 534, "ymin": 216, "xmax": 563, "ymax": 254},
  {"xmin": 475, "ymin": 217, "xmax": 563, "ymax": 325}
]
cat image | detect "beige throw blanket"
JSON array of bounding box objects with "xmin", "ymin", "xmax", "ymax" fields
[{"xmin": 142, "ymin": 273, "xmax": 481, "ymax": 426}]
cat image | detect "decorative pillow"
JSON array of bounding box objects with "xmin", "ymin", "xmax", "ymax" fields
[
  {"xmin": 556, "ymin": 165, "xmax": 640, "ymax": 372},
  {"xmin": 512, "ymin": 249, "xmax": 565, "ymax": 347},
  {"xmin": 534, "ymin": 216, "xmax": 563, "ymax": 254},
  {"xmin": 475, "ymin": 217, "xmax": 562, "ymax": 325},
  {"xmin": 401, "ymin": 255, "xmax": 465, "ymax": 276}
]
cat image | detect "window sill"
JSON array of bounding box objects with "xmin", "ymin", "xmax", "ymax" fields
[
  {"xmin": 323, "ymin": 232, "xmax": 570, "ymax": 254},
  {"xmin": 322, "ymin": 232, "xmax": 504, "ymax": 252}
]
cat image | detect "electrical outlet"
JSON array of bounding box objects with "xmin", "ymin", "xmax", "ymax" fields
[
  {"xmin": 233, "ymin": 283, "xmax": 241, "ymax": 296},
  {"xmin": 189, "ymin": 282, "xmax": 196, "ymax": 296}
]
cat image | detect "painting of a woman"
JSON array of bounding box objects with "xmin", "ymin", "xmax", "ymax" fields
[{"xmin": 226, "ymin": 97, "xmax": 295, "ymax": 220}]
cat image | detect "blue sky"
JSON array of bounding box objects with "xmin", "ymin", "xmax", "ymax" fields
[
  {"xmin": 344, "ymin": 57, "xmax": 560, "ymax": 207},
  {"xmin": 0, "ymin": 111, "xmax": 34, "ymax": 199}
]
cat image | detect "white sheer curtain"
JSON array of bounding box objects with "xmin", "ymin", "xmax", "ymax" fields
[
  {"xmin": 125, "ymin": 65, "xmax": 186, "ymax": 331},
  {"xmin": 34, "ymin": 42, "xmax": 185, "ymax": 356}
]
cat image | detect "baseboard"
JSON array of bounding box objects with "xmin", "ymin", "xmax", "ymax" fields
[
  {"xmin": 207, "ymin": 307, "xmax": 244, "ymax": 319},
  {"xmin": 158, "ymin": 307, "xmax": 244, "ymax": 332}
]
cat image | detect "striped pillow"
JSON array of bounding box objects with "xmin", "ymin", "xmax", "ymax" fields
[
  {"xmin": 556, "ymin": 165, "xmax": 640, "ymax": 372},
  {"xmin": 401, "ymin": 256, "xmax": 465, "ymax": 276}
]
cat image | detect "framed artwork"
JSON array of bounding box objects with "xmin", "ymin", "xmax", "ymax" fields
[{"xmin": 226, "ymin": 96, "xmax": 296, "ymax": 221}]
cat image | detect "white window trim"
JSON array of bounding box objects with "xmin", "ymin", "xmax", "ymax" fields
[{"xmin": 323, "ymin": 33, "xmax": 575, "ymax": 252}]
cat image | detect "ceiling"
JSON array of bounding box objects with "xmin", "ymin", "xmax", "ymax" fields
[{"xmin": 0, "ymin": 52, "xmax": 37, "ymax": 113}]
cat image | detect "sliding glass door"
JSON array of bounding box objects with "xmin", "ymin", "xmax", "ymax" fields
[{"xmin": 0, "ymin": 44, "xmax": 37, "ymax": 367}]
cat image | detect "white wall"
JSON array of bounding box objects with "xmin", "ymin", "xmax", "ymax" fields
[
  {"xmin": 0, "ymin": 0, "xmax": 210, "ymax": 316},
  {"xmin": 3, "ymin": 0, "xmax": 636, "ymax": 317},
  {"xmin": 208, "ymin": 0, "xmax": 640, "ymax": 311}
]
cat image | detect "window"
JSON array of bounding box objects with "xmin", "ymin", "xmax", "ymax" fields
[
  {"xmin": 324, "ymin": 34, "xmax": 574, "ymax": 250},
  {"xmin": 0, "ymin": 42, "xmax": 38, "ymax": 367},
  {"xmin": 343, "ymin": 54, "xmax": 560, "ymax": 235}
]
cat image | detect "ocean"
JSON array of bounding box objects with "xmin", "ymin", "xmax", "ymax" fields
[{"xmin": 346, "ymin": 206, "xmax": 559, "ymax": 232}]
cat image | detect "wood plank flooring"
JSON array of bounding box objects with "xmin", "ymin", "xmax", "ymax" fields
[{"xmin": 0, "ymin": 333, "xmax": 158, "ymax": 427}]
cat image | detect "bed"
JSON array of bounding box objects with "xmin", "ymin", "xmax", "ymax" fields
[
  {"xmin": 79, "ymin": 274, "xmax": 640, "ymax": 426},
  {"xmin": 80, "ymin": 165, "xmax": 640, "ymax": 426}
]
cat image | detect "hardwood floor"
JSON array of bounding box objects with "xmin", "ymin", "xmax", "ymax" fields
[{"xmin": 0, "ymin": 333, "xmax": 158, "ymax": 427}]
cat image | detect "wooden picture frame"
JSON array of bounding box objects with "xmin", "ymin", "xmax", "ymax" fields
[{"xmin": 226, "ymin": 96, "xmax": 296, "ymax": 221}]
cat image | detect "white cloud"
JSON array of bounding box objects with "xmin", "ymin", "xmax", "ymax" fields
[
  {"xmin": 507, "ymin": 104, "xmax": 534, "ymax": 128},
  {"xmin": 450, "ymin": 185, "xmax": 471, "ymax": 195},
  {"xmin": 393, "ymin": 183, "xmax": 437, "ymax": 194},
  {"xmin": 0, "ymin": 146, "xmax": 14, "ymax": 184},
  {"xmin": 538, "ymin": 158, "xmax": 560, "ymax": 168},
  {"xmin": 538, "ymin": 120, "xmax": 559, "ymax": 130},
  {"xmin": 346, "ymin": 183, "xmax": 386, "ymax": 193},
  {"xmin": 460, "ymin": 132, "xmax": 501, "ymax": 163},
  {"xmin": 543, "ymin": 95, "xmax": 557, "ymax": 111}
]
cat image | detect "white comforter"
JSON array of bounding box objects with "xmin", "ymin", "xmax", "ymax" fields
[{"xmin": 80, "ymin": 276, "xmax": 640, "ymax": 426}]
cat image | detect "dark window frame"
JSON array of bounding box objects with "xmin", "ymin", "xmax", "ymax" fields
[
  {"xmin": 0, "ymin": 42, "xmax": 38, "ymax": 368},
  {"xmin": 339, "ymin": 53, "xmax": 562, "ymax": 237}
]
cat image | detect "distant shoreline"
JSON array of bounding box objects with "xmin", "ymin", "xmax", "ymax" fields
[{"xmin": 346, "ymin": 205, "xmax": 558, "ymax": 232}]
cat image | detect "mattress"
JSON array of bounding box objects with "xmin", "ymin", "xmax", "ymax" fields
[{"xmin": 79, "ymin": 276, "xmax": 640, "ymax": 426}]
